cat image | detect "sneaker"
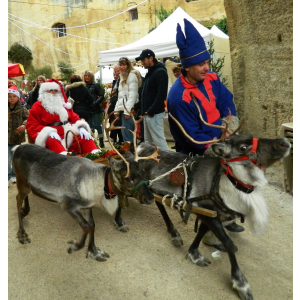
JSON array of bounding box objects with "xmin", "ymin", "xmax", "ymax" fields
[{"xmin": 10, "ymin": 177, "xmax": 16, "ymax": 183}]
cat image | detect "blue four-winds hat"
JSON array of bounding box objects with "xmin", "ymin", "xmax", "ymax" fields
[{"xmin": 176, "ymin": 18, "xmax": 210, "ymax": 68}]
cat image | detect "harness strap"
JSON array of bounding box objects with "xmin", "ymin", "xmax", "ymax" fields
[
  {"xmin": 104, "ymin": 167, "xmax": 117, "ymax": 199},
  {"xmin": 130, "ymin": 179, "xmax": 150, "ymax": 195}
]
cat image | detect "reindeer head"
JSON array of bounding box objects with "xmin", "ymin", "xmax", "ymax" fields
[
  {"xmin": 210, "ymin": 134, "xmax": 254, "ymax": 159},
  {"xmin": 108, "ymin": 151, "xmax": 154, "ymax": 204}
]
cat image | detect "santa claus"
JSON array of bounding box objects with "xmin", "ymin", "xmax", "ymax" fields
[{"xmin": 27, "ymin": 79, "xmax": 100, "ymax": 155}]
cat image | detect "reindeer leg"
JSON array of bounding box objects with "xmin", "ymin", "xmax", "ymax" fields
[
  {"xmin": 155, "ymin": 201, "xmax": 183, "ymax": 247},
  {"xmin": 16, "ymin": 192, "xmax": 31, "ymax": 244},
  {"xmin": 21, "ymin": 195, "xmax": 30, "ymax": 219},
  {"xmin": 83, "ymin": 208, "xmax": 110, "ymax": 262},
  {"xmin": 202, "ymin": 216, "xmax": 253, "ymax": 300},
  {"xmin": 186, "ymin": 218, "xmax": 211, "ymax": 267},
  {"xmin": 66, "ymin": 207, "xmax": 109, "ymax": 261},
  {"xmin": 114, "ymin": 206, "xmax": 129, "ymax": 232}
]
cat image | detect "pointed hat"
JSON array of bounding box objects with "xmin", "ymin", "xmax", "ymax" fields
[{"xmin": 176, "ymin": 18, "xmax": 210, "ymax": 68}]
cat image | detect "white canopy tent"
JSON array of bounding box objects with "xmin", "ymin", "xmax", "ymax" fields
[
  {"xmin": 94, "ymin": 66, "xmax": 148, "ymax": 84},
  {"xmin": 98, "ymin": 7, "xmax": 211, "ymax": 65},
  {"xmin": 98, "ymin": 7, "xmax": 232, "ymax": 92}
]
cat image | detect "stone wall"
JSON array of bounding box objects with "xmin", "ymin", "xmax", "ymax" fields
[
  {"xmin": 224, "ymin": 0, "xmax": 293, "ymax": 138},
  {"xmin": 8, "ymin": 0, "xmax": 226, "ymax": 76}
]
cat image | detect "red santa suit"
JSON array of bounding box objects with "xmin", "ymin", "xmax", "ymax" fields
[{"xmin": 27, "ymin": 79, "xmax": 99, "ymax": 154}]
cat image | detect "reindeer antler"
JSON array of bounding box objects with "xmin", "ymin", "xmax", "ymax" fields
[
  {"xmin": 104, "ymin": 105, "xmax": 131, "ymax": 178},
  {"xmin": 190, "ymin": 92, "xmax": 229, "ymax": 141},
  {"xmin": 168, "ymin": 93, "xmax": 229, "ymax": 145},
  {"xmin": 230, "ymin": 116, "xmax": 245, "ymax": 135},
  {"xmin": 122, "ymin": 99, "xmax": 160, "ymax": 163}
]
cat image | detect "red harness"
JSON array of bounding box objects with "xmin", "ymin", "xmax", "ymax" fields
[{"xmin": 221, "ymin": 138, "xmax": 261, "ymax": 193}]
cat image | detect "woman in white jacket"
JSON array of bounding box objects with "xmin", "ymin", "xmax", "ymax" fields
[{"xmin": 114, "ymin": 57, "xmax": 139, "ymax": 142}]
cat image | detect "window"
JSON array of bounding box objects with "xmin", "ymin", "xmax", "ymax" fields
[
  {"xmin": 130, "ymin": 9, "xmax": 138, "ymax": 21},
  {"xmin": 52, "ymin": 23, "xmax": 66, "ymax": 38}
]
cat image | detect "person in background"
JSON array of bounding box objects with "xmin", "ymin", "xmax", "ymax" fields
[
  {"xmin": 131, "ymin": 68, "xmax": 144, "ymax": 143},
  {"xmin": 113, "ymin": 57, "xmax": 139, "ymax": 143},
  {"xmin": 26, "ymin": 79, "xmax": 101, "ymax": 155},
  {"xmin": 27, "ymin": 75, "xmax": 46, "ymax": 109},
  {"xmin": 167, "ymin": 18, "xmax": 243, "ymax": 233},
  {"xmin": 134, "ymin": 49, "xmax": 169, "ymax": 150},
  {"xmin": 106, "ymin": 64, "xmax": 123, "ymax": 144},
  {"xmin": 8, "ymin": 79, "xmax": 25, "ymax": 103},
  {"xmin": 65, "ymin": 75, "xmax": 94, "ymax": 123},
  {"xmin": 82, "ymin": 70, "xmax": 105, "ymax": 148},
  {"xmin": 8, "ymin": 85, "xmax": 29, "ymax": 185},
  {"xmin": 171, "ymin": 64, "xmax": 181, "ymax": 78}
]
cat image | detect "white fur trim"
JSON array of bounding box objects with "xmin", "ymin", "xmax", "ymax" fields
[
  {"xmin": 35, "ymin": 127, "xmax": 57, "ymax": 148},
  {"xmin": 8, "ymin": 87, "xmax": 20, "ymax": 98},
  {"xmin": 72, "ymin": 120, "xmax": 91, "ymax": 134},
  {"xmin": 64, "ymin": 102, "xmax": 72, "ymax": 109},
  {"xmin": 39, "ymin": 82, "xmax": 60, "ymax": 94}
]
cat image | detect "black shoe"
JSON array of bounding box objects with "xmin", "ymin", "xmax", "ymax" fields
[{"xmin": 224, "ymin": 222, "xmax": 245, "ymax": 232}]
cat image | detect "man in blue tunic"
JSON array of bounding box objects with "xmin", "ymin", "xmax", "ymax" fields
[
  {"xmin": 167, "ymin": 19, "xmax": 243, "ymax": 234},
  {"xmin": 167, "ymin": 19, "xmax": 238, "ymax": 155}
]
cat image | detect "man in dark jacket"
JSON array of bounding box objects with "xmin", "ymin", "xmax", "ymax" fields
[{"xmin": 134, "ymin": 49, "xmax": 169, "ymax": 150}]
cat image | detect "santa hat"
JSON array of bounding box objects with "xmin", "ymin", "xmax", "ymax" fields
[
  {"xmin": 39, "ymin": 78, "xmax": 72, "ymax": 109},
  {"xmin": 176, "ymin": 18, "xmax": 210, "ymax": 68},
  {"xmin": 8, "ymin": 85, "xmax": 20, "ymax": 98}
]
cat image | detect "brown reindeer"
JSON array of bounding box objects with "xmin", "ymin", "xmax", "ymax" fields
[{"xmin": 12, "ymin": 110, "xmax": 159, "ymax": 262}]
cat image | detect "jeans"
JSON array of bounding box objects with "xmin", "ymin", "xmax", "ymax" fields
[
  {"xmin": 121, "ymin": 112, "xmax": 134, "ymax": 142},
  {"xmin": 88, "ymin": 113, "xmax": 103, "ymax": 136},
  {"xmin": 8, "ymin": 144, "xmax": 17, "ymax": 180},
  {"xmin": 143, "ymin": 112, "xmax": 169, "ymax": 150}
]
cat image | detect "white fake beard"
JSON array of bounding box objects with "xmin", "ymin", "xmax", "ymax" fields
[{"xmin": 39, "ymin": 92, "xmax": 68, "ymax": 121}]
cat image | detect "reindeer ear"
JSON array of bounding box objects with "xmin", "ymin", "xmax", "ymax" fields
[{"xmin": 108, "ymin": 156, "xmax": 124, "ymax": 172}]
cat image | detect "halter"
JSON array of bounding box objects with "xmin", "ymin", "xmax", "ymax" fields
[{"xmin": 221, "ymin": 138, "xmax": 260, "ymax": 194}]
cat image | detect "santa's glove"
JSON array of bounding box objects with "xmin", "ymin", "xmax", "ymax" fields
[
  {"xmin": 79, "ymin": 127, "xmax": 93, "ymax": 140},
  {"xmin": 48, "ymin": 132, "xmax": 61, "ymax": 141}
]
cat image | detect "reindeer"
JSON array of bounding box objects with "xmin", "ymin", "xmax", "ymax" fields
[
  {"xmin": 13, "ymin": 111, "xmax": 159, "ymax": 262},
  {"xmin": 128, "ymin": 96, "xmax": 291, "ymax": 300}
]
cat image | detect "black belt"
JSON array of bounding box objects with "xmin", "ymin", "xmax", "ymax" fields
[{"xmin": 48, "ymin": 121, "xmax": 69, "ymax": 126}]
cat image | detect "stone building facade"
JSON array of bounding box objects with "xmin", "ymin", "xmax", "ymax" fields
[
  {"xmin": 8, "ymin": 0, "xmax": 226, "ymax": 76},
  {"xmin": 224, "ymin": 0, "xmax": 293, "ymax": 137}
]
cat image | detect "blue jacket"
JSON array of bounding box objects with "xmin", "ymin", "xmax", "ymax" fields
[{"xmin": 167, "ymin": 72, "xmax": 236, "ymax": 155}]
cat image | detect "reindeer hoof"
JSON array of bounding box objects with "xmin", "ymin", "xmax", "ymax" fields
[
  {"xmin": 171, "ymin": 235, "xmax": 183, "ymax": 247},
  {"xmin": 118, "ymin": 224, "xmax": 129, "ymax": 232},
  {"xmin": 17, "ymin": 230, "xmax": 31, "ymax": 244},
  {"xmin": 87, "ymin": 248, "xmax": 110, "ymax": 262},
  {"xmin": 233, "ymin": 280, "xmax": 253, "ymax": 300},
  {"xmin": 18, "ymin": 236, "xmax": 31, "ymax": 244},
  {"xmin": 67, "ymin": 240, "xmax": 84, "ymax": 253},
  {"xmin": 170, "ymin": 230, "xmax": 183, "ymax": 247},
  {"xmin": 186, "ymin": 250, "xmax": 211, "ymax": 267}
]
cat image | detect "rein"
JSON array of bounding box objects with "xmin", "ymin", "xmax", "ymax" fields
[{"xmin": 104, "ymin": 167, "xmax": 150, "ymax": 199}]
